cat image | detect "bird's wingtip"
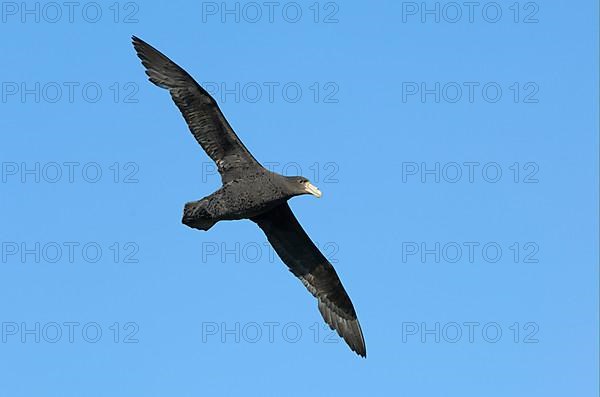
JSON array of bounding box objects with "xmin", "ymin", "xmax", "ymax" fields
[
  {"xmin": 131, "ymin": 35, "xmax": 146, "ymax": 48},
  {"xmin": 354, "ymin": 342, "xmax": 367, "ymax": 358}
]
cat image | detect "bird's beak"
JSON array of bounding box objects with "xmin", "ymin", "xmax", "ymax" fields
[{"xmin": 304, "ymin": 181, "xmax": 322, "ymax": 198}]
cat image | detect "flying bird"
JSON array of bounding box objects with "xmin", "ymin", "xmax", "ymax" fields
[{"xmin": 132, "ymin": 36, "xmax": 366, "ymax": 357}]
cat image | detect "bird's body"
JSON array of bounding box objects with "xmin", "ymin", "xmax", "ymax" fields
[
  {"xmin": 132, "ymin": 36, "xmax": 367, "ymax": 357},
  {"xmin": 183, "ymin": 171, "xmax": 292, "ymax": 230}
]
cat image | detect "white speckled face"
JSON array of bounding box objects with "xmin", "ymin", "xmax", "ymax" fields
[{"xmin": 303, "ymin": 181, "xmax": 322, "ymax": 198}]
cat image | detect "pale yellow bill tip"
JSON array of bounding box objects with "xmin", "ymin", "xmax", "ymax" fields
[{"xmin": 304, "ymin": 181, "xmax": 322, "ymax": 198}]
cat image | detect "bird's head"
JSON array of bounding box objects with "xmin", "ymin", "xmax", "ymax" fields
[{"xmin": 284, "ymin": 176, "xmax": 322, "ymax": 198}]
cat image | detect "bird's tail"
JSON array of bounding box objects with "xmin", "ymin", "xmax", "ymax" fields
[{"xmin": 182, "ymin": 200, "xmax": 217, "ymax": 231}]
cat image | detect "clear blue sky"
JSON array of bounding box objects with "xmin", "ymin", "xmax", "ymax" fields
[{"xmin": 0, "ymin": 1, "xmax": 598, "ymax": 396}]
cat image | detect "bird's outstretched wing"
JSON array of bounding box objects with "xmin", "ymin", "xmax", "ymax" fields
[
  {"xmin": 252, "ymin": 203, "xmax": 366, "ymax": 357},
  {"xmin": 132, "ymin": 36, "xmax": 261, "ymax": 183}
]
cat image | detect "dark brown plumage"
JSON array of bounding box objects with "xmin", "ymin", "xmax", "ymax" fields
[{"xmin": 132, "ymin": 36, "xmax": 366, "ymax": 357}]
